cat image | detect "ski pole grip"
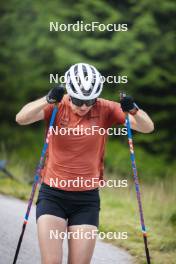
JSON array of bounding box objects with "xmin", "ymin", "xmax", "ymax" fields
[
  {"xmin": 119, "ymin": 91, "xmax": 127, "ymax": 100},
  {"xmin": 119, "ymin": 91, "xmax": 128, "ymax": 116}
]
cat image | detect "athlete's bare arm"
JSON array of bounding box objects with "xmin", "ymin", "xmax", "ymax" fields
[
  {"xmin": 127, "ymin": 110, "xmax": 154, "ymax": 133},
  {"xmin": 16, "ymin": 97, "xmax": 47, "ymax": 125},
  {"xmin": 16, "ymin": 86, "xmax": 65, "ymax": 125}
]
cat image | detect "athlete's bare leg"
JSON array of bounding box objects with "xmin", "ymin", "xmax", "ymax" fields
[
  {"xmin": 37, "ymin": 215, "xmax": 67, "ymax": 264},
  {"xmin": 67, "ymin": 224, "xmax": 98, "ymax": 264}
]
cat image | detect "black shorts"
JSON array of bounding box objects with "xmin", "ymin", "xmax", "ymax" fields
[{"xmin": 36, "ymin": 183, "xmax": 101, "ymax": 227}]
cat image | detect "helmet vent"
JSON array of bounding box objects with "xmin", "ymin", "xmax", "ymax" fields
[{"xmin": 65, "ymin": 63, "xmax": 103, "ymax": 100}]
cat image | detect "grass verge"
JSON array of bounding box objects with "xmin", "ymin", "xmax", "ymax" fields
[
  {"xmin": 0, "ymin": 170, "xmax": 176, "ymax": 264},
  {"xmin": 99, "ymin": 177, "xmax": 176, "ymax": 264}
]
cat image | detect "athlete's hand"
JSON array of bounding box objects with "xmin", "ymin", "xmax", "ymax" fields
[
  {"xmin": 46, "ymin": 85, "xmax": 65, "ymax": 104},
  {"xmin": 120, "ymin": 95, "xmax": 139, "ymax": 115}
]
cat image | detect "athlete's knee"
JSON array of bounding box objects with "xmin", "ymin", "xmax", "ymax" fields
[
  {"xmin": 68, "ymin": 259, "xmax": 90, "ymax": 264},
  {"xmin": 42, "ymin": 255, "xmax": 62, "ymax": 264}
]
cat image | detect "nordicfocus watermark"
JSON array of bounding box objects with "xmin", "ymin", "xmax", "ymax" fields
[
  {"xmin": 49, "ymin": 229, "xmax": 128, "ymax": 240},
  {"xmin": 49, "ymin": 74, "xmax": 128, "ymax": 85},
  {"xmin": 50, "ymin": 21, "xmax": 128, "ymax": 32},
  {"xmin": 49, "ymin": 126, "xmax": 127, "ymax": 136},
  {"xmin": 49, "ymin": 178, "xmax": 128, "ymax": 189}
]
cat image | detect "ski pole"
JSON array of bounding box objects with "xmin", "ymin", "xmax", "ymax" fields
[
  {"xmin": 12, "ymin": 105, "xmax": 58, "ymax": 264},
  {"xmin": 120, "ymin": 92, "xmax": 151, "ymax": 263}
]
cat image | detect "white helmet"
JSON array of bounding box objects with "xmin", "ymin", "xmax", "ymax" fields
[{"xmin": 64, "ymin": 63, "xmax": 103, "ymax": 100}]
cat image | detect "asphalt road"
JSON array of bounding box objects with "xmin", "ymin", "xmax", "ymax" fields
[{"xmin": 0, "ymin": 194, "xmax": 133, "ymax": 264}]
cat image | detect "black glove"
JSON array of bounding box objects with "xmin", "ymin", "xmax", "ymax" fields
[
  {"xmin": 120, "ymin": 95, "xmax": 138, "ymax": 113},
  {"xmin": 46, "ymin": 85, "xmax": 65, "ymax": 104}
]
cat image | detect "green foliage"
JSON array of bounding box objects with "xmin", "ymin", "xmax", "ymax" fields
[
  {"xmin": 105, "ymin": 139, "xmax": 176, "ymax": 182},
  {"xmin": 0, "ymin": 0, "xmax": 175, "ymax": 177}
]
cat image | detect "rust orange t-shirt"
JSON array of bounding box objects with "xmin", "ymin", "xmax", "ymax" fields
[{"xmin": 41, "ymin": 95, "xmax": 125, "ymax": 191}]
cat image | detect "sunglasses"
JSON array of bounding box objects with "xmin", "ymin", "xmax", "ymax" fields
[{"xmin": 70, "ymin": 97, "xmax": 97, "ymax": 107}]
